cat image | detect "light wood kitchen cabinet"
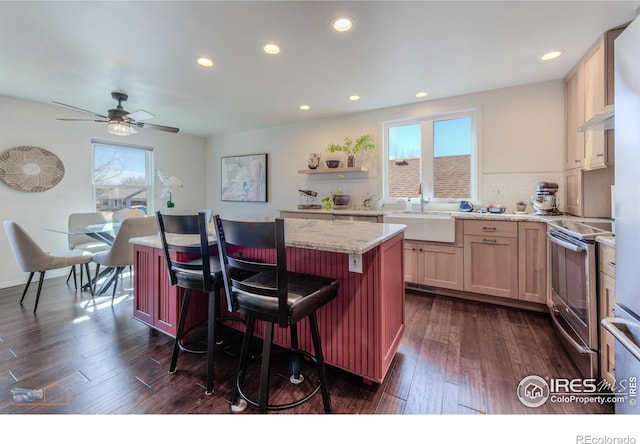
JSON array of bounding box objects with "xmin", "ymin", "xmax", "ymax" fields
[
  {"xmin": 463, "ymin": 220, "xmax": 518, "ymax": 299},
  {"xmin": 404, "ymin": 240, "xmax": 463, "ymax": 291},
  {"xmin": 564, "ymin": 167, "xmax": 614, "ymax": 218},
  {"xmin": 404, "ymin": 241, "xmax": 419, "ymax": 284},
  {"xmin": 565, "ymin": 65, "xmax": 584, "ymax": 170},
  {"xmin": 582, "ymin": 37, "xmax": 607, "ymax": 170},
  {"xmin": 599, "ymin": 242, "xmax": 616, "ymax": 387},
  {"xmin": 518, "ymin": 222, "xmax": 547, "ymax": 304},
  {"xmin": 563, "ymin": 24, "xmax": 625, "ymax": 218},
  {"xmin": 565, "ymin": 25, "xmax": 624, "ymax": 172}
]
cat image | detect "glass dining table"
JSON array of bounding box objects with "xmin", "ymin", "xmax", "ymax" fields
[
  {"xmin": 44, "ymin": 222, "xmax": 121, "ymax": 246},
  {"xmin": 43, "ymin": 222, "xmax": 122, "ymax": 295}
]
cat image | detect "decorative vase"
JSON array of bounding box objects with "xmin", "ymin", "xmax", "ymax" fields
[
  {"xmin": 332, "ymin": 194, "xmax": 350, "ymax": 206},
  {"xmin": 347, "ymin": 155, "xmax": 355, "ymax": 168},
  {"xmin": 308, "ymin": 153, "xmax": 321, "ymax": 169}
]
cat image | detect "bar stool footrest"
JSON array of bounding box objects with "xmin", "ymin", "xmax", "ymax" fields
[{"xmin": 236, "ymin": 347, "xmax": 322, "ymax": 411}]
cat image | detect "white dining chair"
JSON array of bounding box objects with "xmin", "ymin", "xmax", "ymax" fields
[
  {"xmin": 91, "ymin": 216, "xmax": 157, "ymax": 301},
  {"xmin": 4, "ymin": 220, "xmax": 95, "ymax": 313},
  {"xmin": 113, "ymin": 208, "xmax": 146, "ymax": 222},
  {"xmin": 67, "ymin": 212, "xmax": 110, "ymax": 289}
]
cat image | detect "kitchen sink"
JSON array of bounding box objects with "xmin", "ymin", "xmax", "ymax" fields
[{"xmin": 383, "ymin": 211, "xmax": 456, "ymax": 242}]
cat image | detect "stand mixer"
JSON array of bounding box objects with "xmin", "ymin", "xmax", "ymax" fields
[{"xmin": 530, "ymin": 181, "xmax": 562, "ymax": 215}]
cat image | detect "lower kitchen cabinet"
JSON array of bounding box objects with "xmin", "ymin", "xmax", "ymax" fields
[
  {"xmin": 404, "ymin": 240, "xmax": 463, "ymax": 291},
  {"xmin": 518, "ymin": 222, "xmax": 547, "ymax": 304},
  {"xmin": 461, "ymin": 219, "xmax": 547, "ymax": 303},
  {"xmin": 599, "ymin": 242, "xmax": 616, "ymax": 387},
  {"xmin": 463, "ymin": 233, "xmax": 518, "ymax": 298}
]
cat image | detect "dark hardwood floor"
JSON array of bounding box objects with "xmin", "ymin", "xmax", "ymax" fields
[{"xmin": 0, "ymin": 273, "xmax": 613, "ymax": 415}]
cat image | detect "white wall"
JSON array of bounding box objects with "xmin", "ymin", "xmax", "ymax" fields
[
  {"xmin": 0, "ymin": 95, "xmax": 207, "ymax": 288},
  {"xmin": 0, "ymin": 80, "xmax": 565, "ymax": 289},
  {"xmin": 206, "ymin": 80, "xmax": 565, "ymax": 217}
]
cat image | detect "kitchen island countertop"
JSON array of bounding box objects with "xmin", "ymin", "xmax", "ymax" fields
[{"xmin": 131, "ymin": 218, "xmax": 406, "ymax": 255}]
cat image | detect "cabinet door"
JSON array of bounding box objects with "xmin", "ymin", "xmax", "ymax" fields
[
  {"xmin": 463, "ymin": 235, "xmax": 518, "ymax": 299},
  {"xmin": 565, "ymin": 168, "xmax": 583, "ymax": 217},
  {"xmin": 518, "ymin": 222, "xmax": 547, "ymax": 304},
  {"xmin": 133, "ymin": 245, "xmax": 155, "ymax": 326},
  {"xmin": 599, "ymin": 272, "xmax": 616, "ymax": 388},
  {"xmin": 583, "ymin": 39, "xmax": 607, "ymax": 170},
  {"xmin": 417, "ymin": 244, "xmax": 463, "ymax": 291},
  {"xmin": 565, "ymin": 66, "xmax": 584, "ymax": 169},
  {"xmin": 404, "ymin": 241, "xmax": 419, "ymax": 283}
]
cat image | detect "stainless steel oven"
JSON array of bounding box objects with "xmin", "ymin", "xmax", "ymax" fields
[{"xmin": 546, "ymin": 219, "xmax": 613, "ymax": 379}]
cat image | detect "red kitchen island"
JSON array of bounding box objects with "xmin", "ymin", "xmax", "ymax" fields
[{"xmin": 129, "ymin": 218, "xmax": 406, "ymax": 384}]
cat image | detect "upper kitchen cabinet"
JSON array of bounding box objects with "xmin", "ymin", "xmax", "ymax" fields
[{"xmin": 565, "ymin": 24, "xmax": 626, "ymax": 171}]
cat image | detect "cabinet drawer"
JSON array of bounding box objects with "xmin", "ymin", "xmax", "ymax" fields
[
  {"xmin": 463, "ymin": 220, "xmax": 517, "ymax": 238},
  {"xmin": 599, "ymin": 244, "xmax": 615, "ymax": 278}
]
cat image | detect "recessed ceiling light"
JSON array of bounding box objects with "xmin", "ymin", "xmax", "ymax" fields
[
  {"xmin": 540, "ymin": 50, "xmax": 563, "ymax": 61},
  {"xmin": 415, "ymin": 91, "xmax": 428, "ymax": 98},
  {"xmin": 196, "ymin": 57, "xmax": 214, "ymax": 67},
  {"xmin": 299, "ymin": 105, "xmax": 310, "ymax": 110},
  {"xmin": 262, "ymin": 43, "xmax": 281, "ymax": 55},
  {"xmin": 332, "ymin": 17, "xmax": 354, "ymax": 32},
  {"xmin": 348, "ymin": 95, "xmax": 360, "ymax": 101}
]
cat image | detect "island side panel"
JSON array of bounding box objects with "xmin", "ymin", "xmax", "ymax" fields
[
  {"xmin": 378, "ymin": 233, "xmax": 405, "ymax": 377},
  {"xmin": 234, "ymin": 234, "xmax": 404, "ymax": 383}
]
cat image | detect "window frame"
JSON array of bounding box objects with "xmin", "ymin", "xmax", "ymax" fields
[
  {"xmin": 382, "ymin": 107, "xmax": 480, "ymax": 204},
  {"xmin": 91, "ymin": 139, "xmax": 155, "ymax": 216}
]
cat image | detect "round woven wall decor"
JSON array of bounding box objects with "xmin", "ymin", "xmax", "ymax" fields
[{"xmin": 0, "ymin": 146, "xmax": 65, "ymax": 192}]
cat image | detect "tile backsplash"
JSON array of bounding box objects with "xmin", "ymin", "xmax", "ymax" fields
[{"xmin": 481, "ymin": 172, "xmax": 565, "ymax": 212}]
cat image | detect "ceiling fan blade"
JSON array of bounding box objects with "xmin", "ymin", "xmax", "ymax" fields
[
  {"xmin": 56, "ymin": 118, "xmax": 109, "ymax": 122},
  {"xmin": 126, "ymin": 110, "xmax": 154, "ymax": 121},
  {"xmin": 134, "ymin": 122, "xmax": 180, "ymax": 133},
  {"xmin": 52, "ymin": 101, "xmax": 108, "ymax": 118}
]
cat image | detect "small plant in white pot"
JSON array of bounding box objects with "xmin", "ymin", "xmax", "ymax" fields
[{"xmin": 327, "ymin": 134, "xmax": 375, "ymax": 167}]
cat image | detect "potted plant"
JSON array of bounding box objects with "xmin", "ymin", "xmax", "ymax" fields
[
  {"xmin": 321, "ymin": 174, "xmax": 349, "ymax": 209},
  {"xmin": 327, "ymin": 134, "xmax": 375, "ymax": 167}
]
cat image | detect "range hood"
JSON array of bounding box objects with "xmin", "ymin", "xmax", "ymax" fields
[{"xmin": 578, "ymin": 104, "xmax": 614, "ymax": 132}]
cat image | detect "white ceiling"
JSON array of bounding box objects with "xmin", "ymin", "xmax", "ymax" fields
[{"xmin": 1, "ymin": 1, "xmax": 639, "ymax": 138}]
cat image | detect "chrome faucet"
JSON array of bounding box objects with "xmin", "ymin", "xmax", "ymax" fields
[{"xmin": 419, "ymin": 182, "xmax": 430, "ymax": 212}]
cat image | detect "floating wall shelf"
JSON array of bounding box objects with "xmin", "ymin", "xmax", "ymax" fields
[{"xmin": 298, "ymin": 166, "xmax": 368, "ymax": 174}]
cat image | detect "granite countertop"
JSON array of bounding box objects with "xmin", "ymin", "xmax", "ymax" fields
[
  {"xmin": 596, "ymin": 234, "xmax": 615, "ymax": 247},
  {"xmin": 131, "ymin": 218, "xmax": 406, "ymax": 255},
  {"xmin": 280, "ymin": 208, "xmax": 387, "ymax": 217}
]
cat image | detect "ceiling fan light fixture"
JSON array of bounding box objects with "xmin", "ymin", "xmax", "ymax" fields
[{"xmin": 108, "ymin": 121, "xmax": 136, "ymax": 136}]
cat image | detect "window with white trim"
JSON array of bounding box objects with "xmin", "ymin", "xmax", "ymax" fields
[
  {"xmin": 384, "ymin": 110, "xmax": 478, "ymax": 202},
  {"xmin": 92, "ymin": 140, "xmax": 154, "ymax": 217}
]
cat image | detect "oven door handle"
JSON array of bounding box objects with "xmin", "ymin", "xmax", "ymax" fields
[
  {"xmin": 601, "ymin": 317, "xmax": 640, "ymax": 362},
  {"xmin": 547, "ymin": 232, "xmax": 584, "ymax": 252},
  {"xmin": 550, "ymin": 308, "xmax": 596, "ymax": 355}
]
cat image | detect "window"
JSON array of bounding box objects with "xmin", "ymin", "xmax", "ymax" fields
[
  {"xmin": 384, "ymin": 110, "xmax": 477, "ymax": 202},
  {"xmin": 92, "ymin": 141, "xmax": 153, "ymax": 217}
]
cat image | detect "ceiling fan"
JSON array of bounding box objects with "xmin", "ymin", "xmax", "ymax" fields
[{"xmin": 54, "ymin": 91, "xmax": 179, "ymax": 136}]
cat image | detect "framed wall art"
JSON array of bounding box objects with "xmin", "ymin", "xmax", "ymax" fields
[{"xmin": 221, "ymin": 153, "xmax": 268, "ymax": 202}]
